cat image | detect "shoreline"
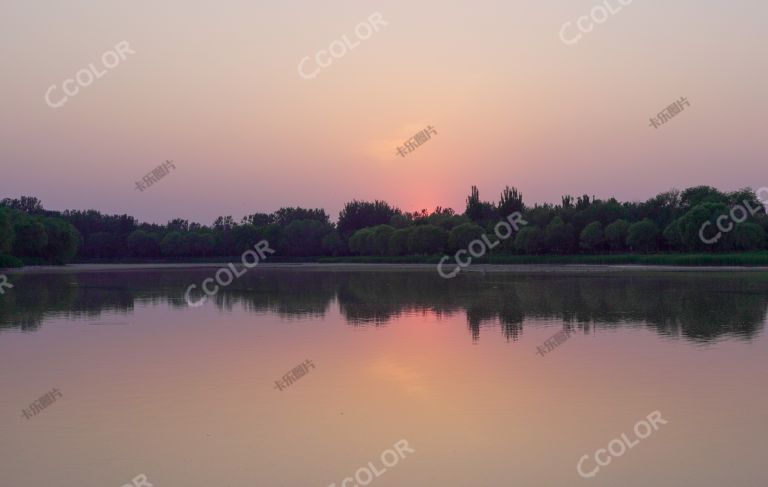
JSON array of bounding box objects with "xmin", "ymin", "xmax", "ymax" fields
[{"xmin": 5, "ymin": 262, "xmax": 768, "ymax": 274}]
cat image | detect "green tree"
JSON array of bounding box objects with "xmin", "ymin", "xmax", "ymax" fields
[
  {"xmin": 231, "ymin": 225, "xmax": 263, "ymax": 253},
  {"xmin": 627, "ymin": 219, "xmax": 660, "ymax": 252},
  {"xmin": 337, "ymin": 200, "xmax": 399, "ymax": 238},
  {"xmin": 321, "ymin": 230, "xmax": 346, "ymax": 256},
  {"xmin": 498, "ymin": 186, "xmax": 524, "ymax": 216},
  {"xmin": 159, "ymin": 232, "xmax": 189, "ymax": 257},
  {"xmin": 187, "ymin": 232, "xmax": 216, "ymax": 257},
  {"xmin": 662, "ymin": 220, "xmax": 683, "ymax": 251},
  {"xmin": 514, "ymin": 226, "xmax": 544, "ymax": 254},
  {"xmin": 448, "ymin": 223, "xmax": 485, "ymax": 253},
  {"xmin": 41, "ymin": 218, "xmax": 80, "ymax": 263},
  {"xmin": 407, "ymin": 225, "xmax": 448, "ymax": 254},
  {"xmin": 465, "ymin": 185, "xmax": 483, "ymax": 222},
  {"xmin": 732, "ymin": 223, "xmax": 766, "ymax": 251},
  {"xmin": 680, "ymin": 186, "xmax": 726, "ymax": 212},
  {"xmin": 283, "ymin": 219, "xmax": 331, "ymax": 256},
  {"xmin": 676, "ymin": 202, "xmax": 731, "ymax": 251},
  {"xmin": 604, "ymin": 219, "xmax": 630, "ymax": 252},
  {"xmin": 579, "ymin": 221, "xmax": 604, "ymax": 253},
  {"xmin": 544, "ymin": 217, "xmax": 576, "ymax": 254},
  {"xmin": 126, "ymin": 230, "xmax": 160, "ymax": 258},
  {"xmin": 12, "ymin": 214, "xmax": 48, "ymax": 257},
  {"xmin": 371, "ymin": 225, "xmax": 395, "ymax": 256},
  {"xmin": 0, "ymin": 208, "xmax": 14, "ymax": 253},
  {"xmin": 348, "ymin": 228, "xmax": 375, "ymax": 255},
  {"xmin": 388, "ymin": 228, "xmax": 413, "ymax": 256}
]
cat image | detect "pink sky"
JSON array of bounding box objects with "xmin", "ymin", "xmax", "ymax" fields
[{"xmin": 1, "ymin": 0, "xmax": 766, "ymax": 223}]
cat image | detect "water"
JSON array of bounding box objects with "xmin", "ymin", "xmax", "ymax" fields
[{"xmin": 1, "ymin": 267, "xmax": 766, "ymax": 486}]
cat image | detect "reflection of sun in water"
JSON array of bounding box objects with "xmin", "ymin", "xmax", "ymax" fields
[
  {"xmin": 366, "ymin": 122, "xmax": 431, "ymax": 162},
  {"xmin": 369, "ymin": 358, "xmax": 431, "ymax": 399}
]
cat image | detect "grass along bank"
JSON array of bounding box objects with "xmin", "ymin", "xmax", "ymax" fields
[{"xmin": 319, "ymin": 252, "xmax": 768, "ymax": 267}]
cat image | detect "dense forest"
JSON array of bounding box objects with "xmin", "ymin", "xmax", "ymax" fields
[{"xmin": 1, "ymin": 185, "xmax": 766, "ymax": 266}]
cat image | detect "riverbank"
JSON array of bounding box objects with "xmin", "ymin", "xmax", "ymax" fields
[{"xmin": 5, "ymin": 262, "xmax": 768, "ymax": 274}]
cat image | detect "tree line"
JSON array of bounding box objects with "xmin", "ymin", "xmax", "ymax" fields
[{"xmin": 1, "ymin": 185, "xmax": 766, "ymax": 265}]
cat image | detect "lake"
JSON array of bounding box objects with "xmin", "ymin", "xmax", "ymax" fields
[{"xmin": 1, "ymin": 266, "xmax": 766, "ymax": 486}]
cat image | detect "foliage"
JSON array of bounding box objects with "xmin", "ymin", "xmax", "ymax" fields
[
  {"xmin": 627, "ymin": 219, "xmax": 660, "ymax": 252},
  {"xmin": 579, "ymin": 221, "xmax": 604, "ymax": 253},
  {"xmin": 448, "ymin": 223, "xmax": 485, "ymax": 253},
  {"xmin": 4, "ymin": 185, "xmax": 768, "ymax": 263},
  {"xmin": 604, "ymin": 219, "xmax": 630, "ymax": 252},
  {"xmin": 407, "ymin": 225, "xmax": 448, "ymax": 255},
  {"xmin": 337, "ymin": 200, "xmax": 399, "ymax": 238}
]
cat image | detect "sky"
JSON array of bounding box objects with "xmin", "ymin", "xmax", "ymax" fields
[{"xmin": 1, "ymin": 0, "xmax": 766, "ymax": 224}]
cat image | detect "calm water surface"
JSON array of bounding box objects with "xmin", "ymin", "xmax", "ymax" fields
[{"xmin": 1, "ymin": 268, "xmax": 766, "ymax": 487}]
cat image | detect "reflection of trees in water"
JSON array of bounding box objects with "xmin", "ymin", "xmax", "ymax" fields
[{"xmin": 1, "ymin": 270, "xmax": 765, "ymax": 342}]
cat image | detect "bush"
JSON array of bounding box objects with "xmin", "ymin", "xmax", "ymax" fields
[
  {"xmin": 732, "ymin": 223, "xmax": 766, "ymax": 251},
  {"xmin": 0, "ymin": 208, "xmax": 14, "ymax": 253},
  {"xmin": 321, "ymin": 230, "xmax": 346, "ymax": 256},
  {"xmin": 579, "ymin": 221, "xmax": 604, "ymax": 253},
  {"xmin": 515, "ymin": 226, "xmax": 545, "ymax": 254},
  {"xmin": 282, "ymin": 219, "xmax": 330, "ymax": 256},
  {"xmin": 448, "ymin": 223, "xmax": 485, "ymax": 253},
  {"xmin": 126, "ymin": 230, "xmax": 161, "ymax": 258},
  {"xmin": 12, "ymin": 214, "xmax": 48, "ymax": 257},
  {"xmin": 371, "ymin": 225, "xmax": 395, "ymax": 256},
  {"xmin": 663, "ymin": 220, "xmax": 682, "ymax": 250},
  {"xmin": 627, "ymin": 219, "xmax": 660, "ymax": 252},
  {"xmin": 604, "ymin": 219, "xmax": 630, "ymax": 252},
  {"xmin": 545, "ymin": 217, "xmax": 576, "ymax": 254},
  {"xmin": 41, "ymin": 218, "xmax": 80, "ymax": 263},
  {"xmin": 676, "ymin": 202, "xmax": 732, "ymax": 251},
  {"xmin": 388, "ymin": 228, "xmax": 413, "ymax": 256},
  {"xmin": 0, "ymin": 253, "xmax": 23, "ymax": 268},
  {"xmin": 348, "ymin": 228, "xmax": 375, "ymax": 255},
  {"xmin": 407, "ymin": 225, "xmax": 448, "ymax": 254}
]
